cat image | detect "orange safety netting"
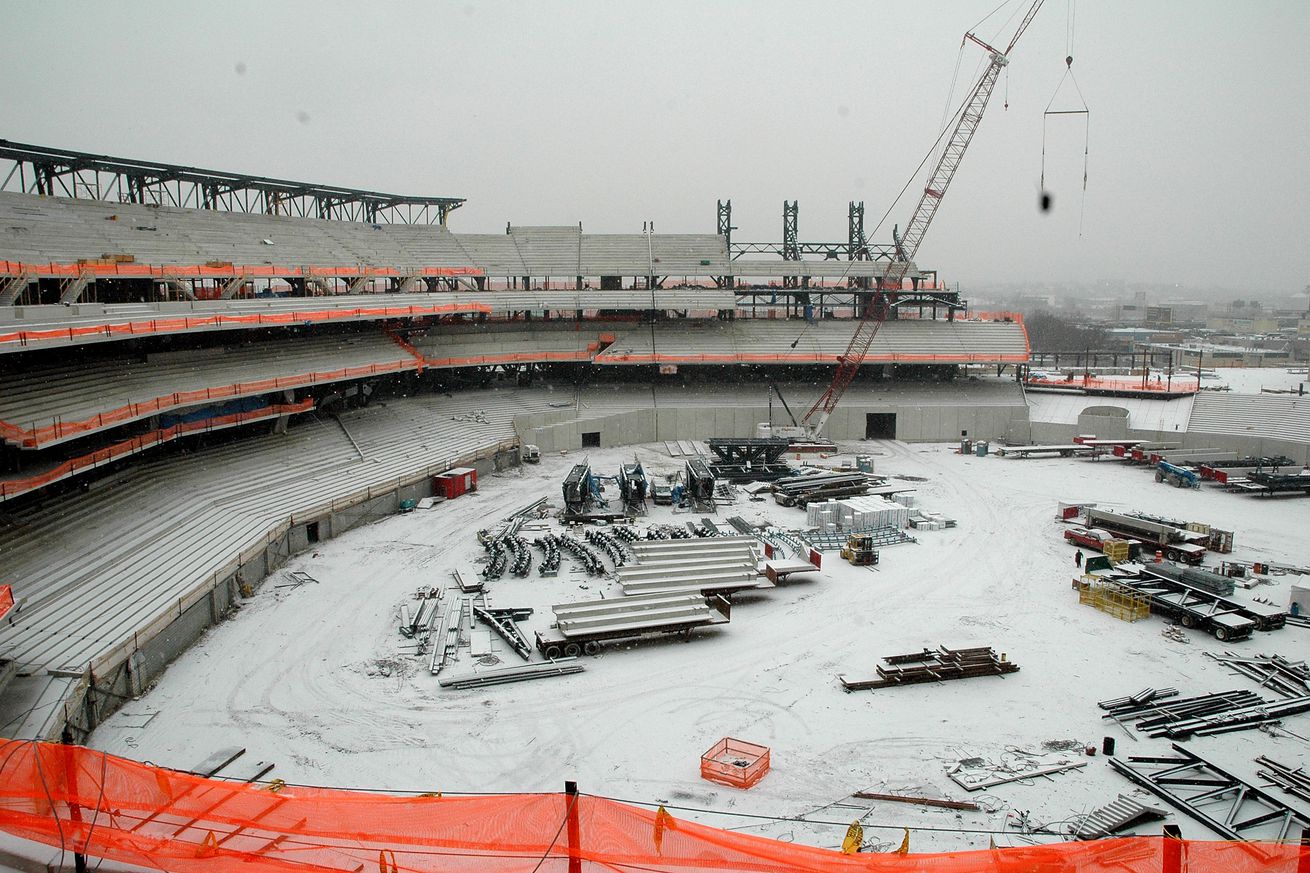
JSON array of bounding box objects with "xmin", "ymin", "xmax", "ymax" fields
[
  {"xmin": 0, "ymin": 302, "xmax": 493, "ymax": 349},
  {"xmin": 598, "ymin": 352, "xmax": 1031, "ymax": 365},
  {"xmin": 1024, "ymin": 374, "xmax": 1200, "ymax": 394},
  {"xmin": 0, "ymin": 742, "xmax": 1305, "ymax": 873},
  {"xmin": 0, "ymin": 361, "xmax": 419, "ymax": 449},
  {"xmin": 0, "ymin": 260, "xmax": 484, "ymax": 279}
]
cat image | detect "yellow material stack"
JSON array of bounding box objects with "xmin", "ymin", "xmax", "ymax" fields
[
  {"xmin": 1101, "ymin": 539, "xmax": 1131, "ymax": 563},
  {"xmin": 1077, "ymin": 578, "xmax": 1150, "ymax": 622}
]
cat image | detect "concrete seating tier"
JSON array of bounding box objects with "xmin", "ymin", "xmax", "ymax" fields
[
  {"xmin": 0, "ymin": 332, "xmax": 419, "ymax": 449},
  {"xmin": 595, "ymin": 318, "xmax": 1030, "ymax": 365},
  {"xmin": 1187, "ymin": 393, "xmax": 1310, "ymax": 445},
  {"xmin": 0, "ymin": 388, "xmax": 559, "ymax": 679}
]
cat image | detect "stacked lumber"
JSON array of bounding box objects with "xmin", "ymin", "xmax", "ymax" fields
[{"xmin": 839, "ymin": 645, "xmax": 1018, "ymax": 692}]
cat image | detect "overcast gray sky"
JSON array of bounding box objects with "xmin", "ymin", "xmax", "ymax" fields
[{"xmin": 4, "ymin": 1, "xmax": 1308, "ymax": 292}]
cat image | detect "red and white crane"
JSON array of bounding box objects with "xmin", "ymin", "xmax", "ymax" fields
[{"xmin": 796, "ymin": 1, "xmax": 1045, "ymax": 439}]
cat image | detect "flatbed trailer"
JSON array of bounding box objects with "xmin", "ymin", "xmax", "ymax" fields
[
  {"xmin": 1125, "ymin": 443, "xmax": 1183, "ymax": 463},
  {"xmin": 994, "ymin": 444, "xmax": 1093, "ymax": 458},
  {"xmin": 1114, "ymin": 564, "xmax": 1286, "ymax": 638},
  {"xmin": 1197, "ymin": 456, "xmax": 1296, "ymax": 480},
  {"xmin": 1243, "ymin": 470, "xmax": 1310, "ymax": 496},
  {"xmin": 535, "ymin": 592, "xmax": 731, "ymax": 657},
  {"xmin": 1085, "ymin": 508, "xmax": 1207, "ymax": 564},
  {"xmin": 1113, "ymin": 442, "xmax": 1180, "ymax": 459}
]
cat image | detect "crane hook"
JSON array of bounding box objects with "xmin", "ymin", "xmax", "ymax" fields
[{"xmin": 1066, "ymin": 55, "xmax": 1073, "ymax": 68}]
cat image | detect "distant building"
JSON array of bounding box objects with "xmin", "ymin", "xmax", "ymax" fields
[
  {"xmin": 1207, "ymin": 312, "xmax": 1282, "ymax": 333},
  {"xmin": 1146, "ymin": 342, "xmax": 1292, "ymax": 368}
]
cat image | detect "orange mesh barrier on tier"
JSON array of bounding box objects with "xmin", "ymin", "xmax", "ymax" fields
[
  {"xmin": 598, "ymin": 352, "xmax": 1031, "ymax": 365},
  {"xmin": 0, "ymin": 361, "xmax": 418, "ymax": 449},
  {"xmin": 1025, "ymin": 374, "xmax": 1201, "ymax": 394},
  {"xmin": 0, "ymin": 585, "xmax": 13, "ymax": 620},
  {"xmin": 0, "ymin": 260, "xmax": 484, "ymax": 279},
  {"xmin": 0, "ymin": 399, "xmax": 314, "ymax": 501},
  {"xmin": 0, "ymin": 301, "xmax": 493, "ymax": 349},
  {"xmin": 0, "ymin": 742, "xmax": 1306, "ymax": 873}
]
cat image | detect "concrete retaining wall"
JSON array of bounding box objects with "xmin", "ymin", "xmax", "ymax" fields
[{"xmin": 518, "ymin": 402, "xmax": 1029, "ymax": 452}]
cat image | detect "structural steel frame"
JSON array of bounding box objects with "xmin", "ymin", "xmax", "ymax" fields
[
  {"xmin": 0, "ymin": 140, "xmax": 464, "ymax": 225},
  {"xmin": 1109, "ymin": 743, "xmax": 1310, "ymax": 841}
]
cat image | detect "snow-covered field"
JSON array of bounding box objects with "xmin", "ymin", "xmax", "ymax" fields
[{"xmin": 90, "ymin": 441, "xmax": 1310, "ymax": 852}]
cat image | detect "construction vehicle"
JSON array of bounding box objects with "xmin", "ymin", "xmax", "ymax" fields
[
  {"xmin": 775, "ymin": 1, "xmax": 1045, "ymax": 441},
  {"xmin": 1084, "ymin": 508, "xmax": 1207, "ymax": 565},
  {"xmin": 1063, "ymin": 526, "xmax": 1139, "ymax": 562},
  {"xmin": 522, "ymin": 444, "xmax": 541, "ymax": 464},
  {"xmin": 1155, "ymin": 461, "xmax": 1201, "ymax": 489},
  {"xmin": 841, "ymin": 532, "xmax": 880, "ymax": 566}
]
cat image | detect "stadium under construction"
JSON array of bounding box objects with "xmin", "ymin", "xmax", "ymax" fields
[{"xmin": 0, "ymin": 137, "xmax": 1307, "ymax": 745}]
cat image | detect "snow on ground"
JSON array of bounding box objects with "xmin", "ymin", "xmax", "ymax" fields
[
  {"xmin": 1208, "ymin": 367, "xmax": 1308, "ymax": 395},
  {"xmin": 90, "ymin": 442, "xmax": 1310, "ymax": 852}
]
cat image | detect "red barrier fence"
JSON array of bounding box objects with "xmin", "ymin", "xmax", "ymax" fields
[{"xmin": 0, "ymin": 742, "xmax": 1304, "ymax": 873}]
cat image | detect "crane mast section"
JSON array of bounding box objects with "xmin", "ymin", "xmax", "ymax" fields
[
  {"xmin": 898, "ymin": 60, "xmax": 1004, "ymax": 261},
  {"xmin": 797, "ymin": 0, "xmax": 1044, "ymax": 438}
]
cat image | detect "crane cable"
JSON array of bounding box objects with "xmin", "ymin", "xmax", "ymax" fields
[
  {"xmin": 807, "ymin": 0, "xmax": 1039, "ymax": 346},
  {"xmin": 1040, "ymin": 0, "xmax": 1090, "ymax": 235}
]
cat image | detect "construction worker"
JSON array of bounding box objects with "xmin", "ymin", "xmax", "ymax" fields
[{"xmin": 1074, "ymin": 550, "xmax": 1083, "ymax": 568}]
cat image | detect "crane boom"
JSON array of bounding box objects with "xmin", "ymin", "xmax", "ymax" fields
[{"xmin": 800, "ymin": 0, "xmax": 1044, "ymax": 437}]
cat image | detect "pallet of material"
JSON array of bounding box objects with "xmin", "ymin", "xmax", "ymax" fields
[
  {"xmin": 839, "ymin": 645, "xmax": 1018, "ymax": 691},
  {"xmin": 438, "ymin": 658, "xmax": 584, "ymax": 689}
]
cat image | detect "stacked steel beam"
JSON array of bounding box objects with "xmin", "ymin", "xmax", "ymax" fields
[
  {"xmin": 1098, "ymin": 688, "xmax": 1310, "ymax": 739},
  {"xmin": 840, "ymin": 645, "xmax": 1018, "ymax": 692}
]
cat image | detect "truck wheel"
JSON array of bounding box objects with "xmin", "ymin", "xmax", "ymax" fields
[
  {"xmin": 583, "ymin": 641, "xmax": 601, "ymax": 656},
  {"xmin": 545, "ymin": 645, "xmax": 563, "ymax": 659},
  {"xmin": 1155, "ymin": 471, "xmax": 1164, "ymax": 483},
  {"xmin": 1214, "ymin": 626, "xmax": 1231, "ymax": 642},
  {"xmin": 1180, "ymin": 614, "xmax": 1197, "ymax": 629},
  {"xmin": 564, "ymin": 643, "xmax": 582, "ymax": 657}
]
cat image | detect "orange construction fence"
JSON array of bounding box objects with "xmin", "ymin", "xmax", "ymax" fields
[
  {"xmin": 0, "ymin": 399, "xmax": 313, "ymax": 501},
  {"xmin": 0, "ymin": 741, "xmax": 1304, "ymax": 873}
]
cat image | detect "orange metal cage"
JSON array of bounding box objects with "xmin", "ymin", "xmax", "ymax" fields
[{"xmin": 700, "ymin": 737, "xmax": 771, "ymax": 789}]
